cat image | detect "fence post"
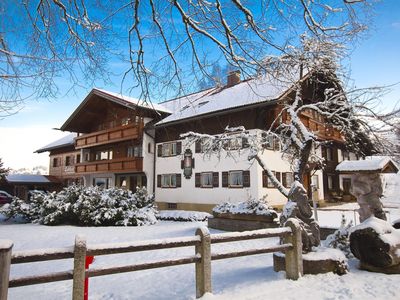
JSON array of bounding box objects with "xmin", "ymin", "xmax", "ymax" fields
[
  {"xmin": 195, "ymin": 227, "xmax": 211, "ymax": 298},
  {"xmin": 72, "ymin": 235, "xmax": 87, "ymax": 300},
  {"xmin": 284, "ymin": 218, "xmax": 303, "ymax": 280},
  {"xmin": 0, "ymin": 240, "xmax": 13, "ymax": 300}
]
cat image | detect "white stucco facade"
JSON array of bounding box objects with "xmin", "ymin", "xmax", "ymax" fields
[{"xmin": 155, "ymin": 130, "xmax": 326, "ymax": 208}]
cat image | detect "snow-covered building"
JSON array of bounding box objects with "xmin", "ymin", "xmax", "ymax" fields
[
  {"xmin": 153, "ymin": 71, "xmax": 352, "ymax": 210},
  {"xmin": 36, "ymin": 88, "xmax": 170, "ymax": 192},
  {"xmin": 37, "ymin": 72, "xmax": 360, "ymax": 211}
]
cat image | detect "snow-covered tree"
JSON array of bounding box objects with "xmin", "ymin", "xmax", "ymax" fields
[
  {"xmin": 0, "ymin": 158, "xmax": 9, "ymax": 182},
  {"xmin": 182, "ymin": 36, "xmax": 399, "ymax": 252}
]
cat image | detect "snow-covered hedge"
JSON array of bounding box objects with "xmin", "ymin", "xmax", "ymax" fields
[
  {"xmin": 4, "ymin": 185, "xmax": 157, "ymax": 226},
  {"xmin": 213, "ymin": 198, "xmax": 278, "ymax": 218},
  {"xmin": 157, "ymin": 210, "xmax": 212, "ymax": 222}
]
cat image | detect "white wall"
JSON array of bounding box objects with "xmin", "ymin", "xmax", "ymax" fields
[
  {"xmin": 155, "ymin": 129, "xmax": 326, "ymax": 207},
  {"xmin": 142, "ymin": 117, "xmax": 155, "ymax": 193}
]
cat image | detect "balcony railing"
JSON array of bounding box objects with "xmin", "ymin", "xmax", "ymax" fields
[
  {"xmin": 75, "ymin": 157, "xmax": 143, "ymax": 174},
  {"xmin": 75, "ymin": 122, "xmax": 143, "ymax": 149}
]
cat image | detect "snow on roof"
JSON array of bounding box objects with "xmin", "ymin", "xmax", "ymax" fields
[
  {"xmin": 94, "ymin": 88, "xmax": 172, "ymax": 114},
  {"xmin": 6, "ymin": 174, "xmax": 51, "ymax": 183},
  {"xmin": 35, "ymin": 133, "xmax": 77, "ymax": 153},
  {"xmin": 336, "ymin": 157, "xmax": 398, "ymax": 173},
  {"xmin": 156, "ymin": 74, "xmax": 296, "ymax": 126}
]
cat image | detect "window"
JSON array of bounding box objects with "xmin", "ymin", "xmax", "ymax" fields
[
  {"xmin": 262, "ymin": 133, "xmax": 278, "ymax": 150},
  {"xmin": 76, "ymin": 154, "xmax": 81, "ymax": 164},
  {"xmin": 148, "ymin": 143, "xmax": 152, "ymax": 153},
  {"xmin": 311, "ymin": 175, "xmax": 319, "ymax": 189},
  {"xmin": 65, "ymin": 156, "xmax": 74, "ymax": 167},
  {"xmin": 342, "ymin": 150, "xmax": 350, "ymax": 161},
  {"xmin": 327, "ymin": 175, "xmax": 334, "ymax": 190},
  {"xmin": 201, "ymin": 172, "xmax": 213, "ymax": 188},
  {"xmin": 263, "ymin": 171, "xmax": 281, "ymax": 188},
  {"xmin": 96, "ymin": 150, "xmax": 113, "ymax": 160},
  {"xmin": 128, "ymin": 146, "xmax": 142, "ymax": 158},
  {"xmin": 229, "ymin": 171, "xmax": 243, "ymax": 187},
  {"xmin": 158, "ymin": 141, "xmax": 182, "ymax": 157},
  {"xmin": 121, "ymin": 117, "xmax": 131, "ymax": 126},
  {"xmin": 167, "ymin": 203, "xmax": 177, "ymax": 209},
  {"xmin": 282, "ymin": 172, "xmax": 293, "ymax": 188},
  {"xmin": 52, "ymin": 157, "xmax": 59, "ymax": 167},
  {"xmin": 94, "ymin": 178, "xmax": 110, "ymax": 189},
  {"xmin": 326, "ymin": 148, "xmax": 335, "ymax": 161},
  {"xmin": 226, "ymin": 137, "xmax": 242, "ymax": 150},
  {"xmin": 162, "ymin": 174, "xmax": 177, "ymax": 188},
  {"xmin": 197, "ymin": 101, "xmax": 209, "ymax": 107},
  {"xmin": 162, "ymin": 143, "xmax": 177, "ymax": 156}
]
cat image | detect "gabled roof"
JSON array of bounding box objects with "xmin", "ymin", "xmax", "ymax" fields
[
  {"xmin": 6, "ymin": 174, "xmax": 51, "ymax": 184},
  {"xmin": 156, "ymin": 73, "xmax": 301, "ymax": 126},
  {"xmin": 60, "ymin": 88, "xmax": 171, "ymax": 132},
  {"xmin": 35, "ymin": 133, "xmax": 77, "ymax": 153},
  {"xmin": 336, "ymin": 157, "xmax": 399, "ymax": 174}
]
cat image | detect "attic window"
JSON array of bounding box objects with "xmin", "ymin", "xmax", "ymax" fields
[
  {"xmin": 197, "ymin": 101, "xmax": 209, "ymax": 108},
  {"xmin": 180, "ymin": 105, "xmax": 190, "ymax": 112}
]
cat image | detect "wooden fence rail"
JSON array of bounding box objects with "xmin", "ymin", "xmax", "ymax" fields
[{"xmin": 0, "ymin": 218, "xmax": 302, "ymax": 300}]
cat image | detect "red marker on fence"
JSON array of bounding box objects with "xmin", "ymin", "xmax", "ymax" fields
[{"xmin": 84, "ymin": 256, "xmax": 94, "ymax": 300}]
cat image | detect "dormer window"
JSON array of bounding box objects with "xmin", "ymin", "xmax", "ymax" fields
[{"xmin": 197, "ymin": 101, "xmax": 209, "ymax": 108}]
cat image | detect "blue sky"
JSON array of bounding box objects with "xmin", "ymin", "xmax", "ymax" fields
[{"xmin": 0, "ymin": 0, "xmax": 399, "ymax": 170}]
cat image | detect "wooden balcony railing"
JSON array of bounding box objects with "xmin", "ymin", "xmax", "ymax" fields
[
  {"xmin": 75, "ymin": 157, "xmax": 143, "ymax": 174},
  {"xmin": 75, "ymin": 123, "xmax": 143, "ymax": 149}
]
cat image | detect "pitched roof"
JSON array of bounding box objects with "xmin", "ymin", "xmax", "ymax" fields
[
  {"xmin": 156, "ymin": 74, "xmax": 299, "ymax": 126},
  {"xmin": 60, "ymin": 88, "xmax": 171, "ymax": 132},
  {"xmin": 6, "ymin": 174, "xmax": 51, "ymax": 184},
  {"xmin": 336, "ymin": 157, "xmax": 399, "ymax": 173},
  {"xmin": 35, "ymin": 133, "xmax": 77, "ymax": 153},
  {"xmin": 94, "ymin": 88, "xmax": 172, "ymax": 114}
]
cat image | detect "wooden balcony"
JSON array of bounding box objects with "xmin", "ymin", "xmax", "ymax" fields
[
  {"xmin": 75, "ymin": 123, "xmax": 143, "ymax": 149},
  {"xmin": 75, "ymin": 157, "xmax": 143, "ymax": 174}
]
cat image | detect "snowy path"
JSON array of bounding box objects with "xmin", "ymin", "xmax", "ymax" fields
[{"xmin": 1, "ymin": 219, "xmax": 400, "ymax": 300}]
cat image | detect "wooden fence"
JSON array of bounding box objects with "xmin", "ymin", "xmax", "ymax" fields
[{"xmin": 0, "ymin": 218, "xmax": 302, "ymax": 300}]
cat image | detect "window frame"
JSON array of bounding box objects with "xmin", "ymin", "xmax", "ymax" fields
[
  {"xmin": 162, "ymin": 142, "xmax": 177, "ymax": 157},
  {"xmin": 161, "ymin": 174, "xmax": 177, "ymax": 188},
  {"xmin": 229, "ymin": 170, "xmax": 243, "ymax": 188},
  {"xmin": 201, "ymin": 172, "xmax": 213, "ymax": 188}
]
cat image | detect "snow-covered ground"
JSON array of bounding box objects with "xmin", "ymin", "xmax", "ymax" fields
[{"xmin": 1, "ymin": 215, "xmax": 400, "ymax": 300}]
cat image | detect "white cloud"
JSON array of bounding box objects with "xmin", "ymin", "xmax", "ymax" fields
[
  {"xmin": 392, "ymin": 22, "xmax": 400, "ymax": 29},
  {"xmin": 0, "ymin": 127, "xmax": 69, "ymax": 170}
]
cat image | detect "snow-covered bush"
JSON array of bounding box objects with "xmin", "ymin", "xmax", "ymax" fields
[
  {"xmin": 323, "ymin": 214, "xmax": 353, "ymax": 258},
  {"xmin": 158, "ymin": 210, "xmax": 212, "ymax": 222},
  {"xmin": 213, "ymin": 197, "xmax": 278, "ymax": 218},
  {"xmin": 4, "ymin": 185, "xmax": 157, "ymax": 226}
]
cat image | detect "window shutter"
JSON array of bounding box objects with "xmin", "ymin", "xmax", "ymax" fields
[
  {"xmin": 192, "ymin": 158, "xmax": 195, "ymax": 169},
  {"xmin": 195, "ymin": 173, "xmax": 201, "ymax": 187},
  {"xmin": 321, "ymin": 146, "xmax": 327, "ymax": 159},
  {"xmin": 276, "ymin": 172, "xmax": 281, "ymax": 183},
  {"xmin": 176, "ymin": 174, "xmax": 182, "ymax": 187},
  {"xmin": 243, "ymin": 170, "xmax": 250, "ymax": 187},
  {"xmin": 176, "ymin": 141, "xmax": 182, "ymax": 155},
  {"xmin": 213, "ymin": 172, "xmax": 219, "ymax": 187},
  {"xmin": 157, "ymin": 175, "xmax": 161, "ymax": 187},
  {"xmin": 195, "ymin": 140, "xmax": 202, "ymax": 153},
  {"xmin": 181, "ymin": 160, "xmax": 184, "ymax": 169},
  {"xmin": 222, "ymin": 172, "xmax": 228, "ymax": 187},
  {"xmin": 157, "ymin": 145, "xmax": 162, "ymax": 157},
  {"xmin": 282, "ymin": 173, "xmax": 287, "ymax": 188},
  {"xmin": 262, "ymin": 171, "xmax": 268, "ymax": 188}
]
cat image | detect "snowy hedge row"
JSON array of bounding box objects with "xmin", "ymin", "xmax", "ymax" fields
[
  {"xmin": 3, "ymin": 185, "xmax": 158, "ymax": 226},
  {"xmin": 213, "ymin": 198, "xmax": 278, "ymax": 218}
]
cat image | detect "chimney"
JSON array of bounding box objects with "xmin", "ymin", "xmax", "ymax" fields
[{"xmin": 226, "ymin": 70, "xmax": 241, "ymax": 87}]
